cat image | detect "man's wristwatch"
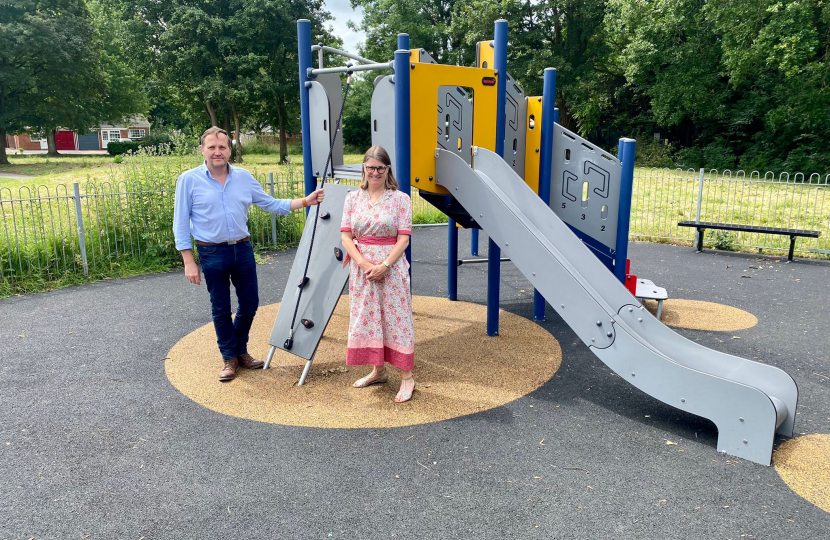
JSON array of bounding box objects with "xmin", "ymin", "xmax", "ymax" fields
[{"xmin": 382, "ymin": 261, "xmax": 391, "ymax": 269}]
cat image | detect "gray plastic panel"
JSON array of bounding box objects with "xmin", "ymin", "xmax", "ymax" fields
[
  {"xmin": 504, "ymin": 74, "xmax": 527, "ymax": 178},
  {"xmin": 370, "ymin": 75, "xmax": 396, "ymax": 178},
  {"xmin": 437, "ymin": 147, "xmax": 798, "ymax": 465},
  {"xmin": 436, "ymin": 86, "xmax": 473, "ymax": 165},
  {"xmin": 268, "ymin": 183, "xmax": 354, "ymax": 360},
  {"xmin": 550, "ymin": 125, "xmax": 621, "ymax": 250},
  {"xmin": 309, "ymin": 81, "xmax": 333, "ymax": 178},
  {"xmin": 418, "ymin": 49, "xmax": 438, "ymax": 64},
  {"xmin": 317, "ymin": 73, "xmax": 344, "ymax": 175}
]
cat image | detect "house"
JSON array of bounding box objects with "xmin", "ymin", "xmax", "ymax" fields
[
  {"xmin": 5, "ymin": 132, "xmax": 48, "ymax": 151},
  {"xmin": 5, "ymin": 117, "xmax": 151, "ymax": 151},
  {"xmin": 91, "ymin": 117, "xmax": 151, "ymax": 150}
]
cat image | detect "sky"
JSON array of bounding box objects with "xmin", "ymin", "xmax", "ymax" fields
[{"xmin": 324, "ymin": 0, "xmax": 366, "ymax": 55}]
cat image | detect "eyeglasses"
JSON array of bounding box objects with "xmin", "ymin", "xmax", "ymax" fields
[{"xmin": 364, "ymin": 165, "xmax": 388, "ymax": 174}]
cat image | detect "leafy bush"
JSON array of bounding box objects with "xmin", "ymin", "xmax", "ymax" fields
[
  {"xmin": 634, "ymin": 140, "xmax": 675, "ymax": 168},
  {"xmin": 106, "ymin": 141, "xmax": 142, "ymax": 155},
  {"xmin": 711, "ymin": 230, "xmax": 736, "ymax": 251}
]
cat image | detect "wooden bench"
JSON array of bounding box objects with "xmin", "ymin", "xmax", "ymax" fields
[{"xmin": 677, "ymin": 221, "xmax": 820, "ymax": 262}]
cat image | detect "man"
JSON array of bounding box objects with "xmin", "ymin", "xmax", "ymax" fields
[{"xmin": 173, "ymin": 126, "xmax": 324, "ymax": 381}]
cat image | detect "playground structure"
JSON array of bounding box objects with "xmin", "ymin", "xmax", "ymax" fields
[{"xmin": 266, "ymin": 19, "xmax": 799, "ymax": 466}]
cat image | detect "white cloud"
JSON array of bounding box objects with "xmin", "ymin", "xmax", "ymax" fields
[{"xmin": 324, "ymin": 0, "xmax": 365, "ymax": 55}]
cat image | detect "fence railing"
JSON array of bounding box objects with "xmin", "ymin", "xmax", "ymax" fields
[
  {"xmin": 2, "ymin": 168, "xmax": 828, "ymax": 291},
  {"xmin": 0, "ymin": 172, "xmax": 445, "ymax": 289},
  {"xmin": 631, "ymin": 168, "xmax": 830, "ymax": 255}
]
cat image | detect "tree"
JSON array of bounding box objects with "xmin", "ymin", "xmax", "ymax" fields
[
  {"xmin": 350, "ymin": 0, "xmax": 627, "ymax": 139},
  {"xmin": 114, "ymin": 0, "xmax": 338, "ymax": 163},
  {"xmin": 0, "ymin": 0, "xmax": 147, "ymax": 162},
  {"xmin": 0, "ymin": 1, "xmax": 90, "ymax": 162},
  {"xmin": 351, "ymin": 0, "xmax": 469, "ymax": 64},
  {"xmin": 606, "ymin": 0, "xmax": 830, "ymax": 170}
]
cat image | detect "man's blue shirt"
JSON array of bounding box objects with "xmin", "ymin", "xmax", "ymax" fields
[{"xmin": 173, "ymin": 162, "xmax": 291, "ymax": 250}]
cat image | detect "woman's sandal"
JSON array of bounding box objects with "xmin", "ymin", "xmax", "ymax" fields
[
  {"xmin": 394, "ymin": 376, "xmax": 416, "ymax": 403},
  {"xmin": 353, "ymin": 369, "xmax": 388, "ymax": 388}
]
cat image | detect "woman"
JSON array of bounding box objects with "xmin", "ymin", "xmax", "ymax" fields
[{"xmin": 340, "ymin": 146, "xmax": 415, "ymax": 402}]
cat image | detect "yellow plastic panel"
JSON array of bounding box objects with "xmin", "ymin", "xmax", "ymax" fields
[
  {"xmin": 476, "ymin": 41, "xmax": 495, "ymax": 69},
  {"xmin": 524, "ymin": 96, "xmax": 543, "ymax": 194},
  {"xmin": 409, "ymin": 63, "xmax": 498, "ymax": 194}
]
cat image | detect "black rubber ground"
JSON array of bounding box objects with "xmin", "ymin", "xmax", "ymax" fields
[{"xmin": 1, "ymin": 227, "xmax": 828, "ymax": 539}]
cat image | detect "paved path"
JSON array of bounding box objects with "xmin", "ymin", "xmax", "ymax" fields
[
  {"xmin": 1, "ymin": 228, "xmax": 828, "ymax": 538},
  {"xmin": 0, "ymin": 172, "xmax": 35, "ymax": 180}
]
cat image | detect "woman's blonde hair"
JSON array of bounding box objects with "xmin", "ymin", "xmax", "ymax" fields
[{"xmin": 360, "ymin": 146, "xmax": 398, "ymax": 190}]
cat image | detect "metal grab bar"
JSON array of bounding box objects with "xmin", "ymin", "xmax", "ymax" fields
[
  {"xmin": 308, "ymin": 62, "xmax": 394, "ymax": 77},
  {"xmin": 310, "ymin": 44, "xmax": 378, "ymax": 65}
]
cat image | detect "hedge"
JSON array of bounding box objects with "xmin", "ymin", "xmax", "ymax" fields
[{"xmin": 106, "ymin": 141, "xmax": 143, "ymax": 155}]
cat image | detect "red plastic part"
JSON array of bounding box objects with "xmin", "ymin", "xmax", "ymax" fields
[{"xmin": 623, "ymin": 259, "xmax": 637, "ymax": 295}]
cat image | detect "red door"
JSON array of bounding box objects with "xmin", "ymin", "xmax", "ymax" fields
[{"xmin": 55, "ymin": 130, "xmax": 76, "ymax": 150}]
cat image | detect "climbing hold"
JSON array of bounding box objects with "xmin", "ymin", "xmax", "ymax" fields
[
  {"xmin": 334, "ymin": 247, "xmax": 343, "ymax": 261},
  {"xmin": 320, "ymin": 211, "xmax": 331, "ymax": 220},
  {"xmin": 301, "ymin": 319, "xmax": 315, "ymax": 329},
  {"xmin": 284, "ymin": 338, "xmax": 294, "ymax": 350},
  {"xmin": 298, "ymin": 276, "xmax": 310, "ymax": 288}
]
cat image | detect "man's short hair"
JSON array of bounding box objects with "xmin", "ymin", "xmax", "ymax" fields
[{"xmin": 200, "ymin": 126, "xmax": 231, "ymax": 146}]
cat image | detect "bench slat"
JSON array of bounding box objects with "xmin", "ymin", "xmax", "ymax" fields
[{"xmin": 677, "ymin": 221, "xmax": 820, "ymax": 238}]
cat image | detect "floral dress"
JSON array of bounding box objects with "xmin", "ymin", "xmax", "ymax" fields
[{"xmin": 340, "ymin": 188, "xmax": 414, "ymax": 370}]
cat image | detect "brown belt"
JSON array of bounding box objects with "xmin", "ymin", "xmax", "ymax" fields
[{"xmin": 195, "ymin": 236, "xmax": 250, "ymax": 246}]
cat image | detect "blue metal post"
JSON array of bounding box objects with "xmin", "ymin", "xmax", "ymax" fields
[
  {"xmin": 471, "ymin": 228, "xmax": 479, "ymax": 256},
  {"xmin": 297, "ymin": 20, "xmax": 314, "ymax": 210},
  {"xmin": 448, "ymin": 218, "xmax": 458, "ymax": 300},
  {"xmin": 533, "ymin": 68, "xmax": 557, "ymax": 321},
  {"xmin": 394, "ymin": 49, "xmax": 412, "ymax": 269},
  {"xmin": 487, "ymin": 19, "xmax": 508, "ymax": 337},
  {"xmin": 614, "ymin": 138, "xmax": 636, "ymax": 283},
  {"xmin": 397, "ymin": 33, "xmax": 409, "ymax": 51}
]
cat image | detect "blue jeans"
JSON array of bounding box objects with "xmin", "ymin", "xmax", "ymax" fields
[{"xmin": 196, "ymin": 241, "xmax": 259, "ymax": 361}]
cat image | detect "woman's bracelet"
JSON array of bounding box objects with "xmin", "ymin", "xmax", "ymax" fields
[
  {"xmin": 382, "ymin": 260, "xmax": 391, "ymax": 269},
  {"xmin": 302, "ymin": 197, "xmax": 309, "ymax": 208}
]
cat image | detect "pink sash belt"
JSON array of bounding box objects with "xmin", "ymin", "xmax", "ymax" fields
[{"xmin": 343, "ymin": 235, "xmax": 397, "ymax": 268}]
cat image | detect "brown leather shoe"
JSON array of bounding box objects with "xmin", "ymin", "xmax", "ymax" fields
[
  {"xmin": 219, "ymin": 357, "xmax": 238, "ymax": 381},
  {"xmin": 237, "ymin": 352, "xmax": 264, "ymax": 370}
]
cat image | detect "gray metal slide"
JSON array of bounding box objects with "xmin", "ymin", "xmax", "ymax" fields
[{"xmin": 435, "ymin": 147, "xmax": 798, "ymax": 466}]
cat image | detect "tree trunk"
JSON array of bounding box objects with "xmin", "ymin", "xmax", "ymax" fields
[
  {"xmin": 221, "ymin": 113, "xmax": 234, "ymax": 161},
  {"xmin": 557, "ymin": 97, "xmax": 574, "ymax": 132},
  {"xmin": 231, "ymin": 104, "xmax": 243, "ymax": 164},
  {"xmin": 278, "ymin": 96, "xmax": 287, "ymax": 164},
  {"xmin": 205, "ymin": 101, "xmax": 219, "ymax": 127},
  {"xmin": 46, "ymin": 129, "xmax": 59, "ymax": 157},
  {"xmin": 0, "ymin": 128, "xmax": 9, "ymax": 165}
]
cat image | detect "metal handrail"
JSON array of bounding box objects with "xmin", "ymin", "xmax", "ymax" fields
[{"xmin": 308, "ymin": 62, "xmax": 394, "ymax": 77}]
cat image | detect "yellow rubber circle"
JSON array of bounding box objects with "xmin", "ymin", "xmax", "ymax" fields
[
  {"xmin": 774, "ymin": 434, "xmax": 830, "ymax": 513},
  {"xmin": 165, "ymin": 296, "xmax": 562, "ymax": 428},
  {"xmin": 641, "ymin": 299, "xmax": 757, "ymax": 332}
]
